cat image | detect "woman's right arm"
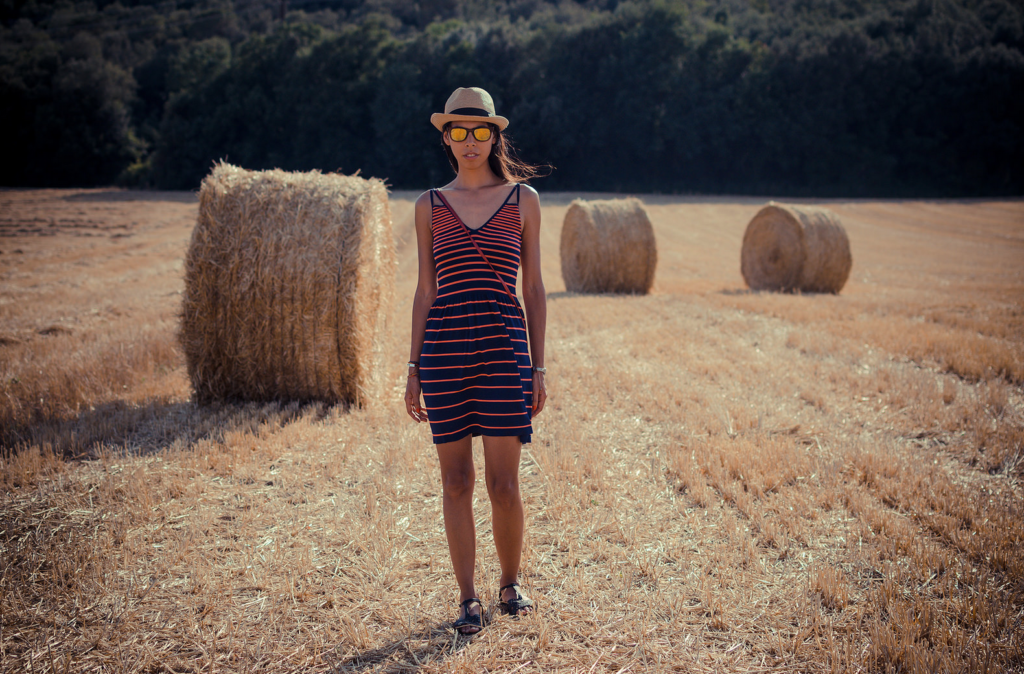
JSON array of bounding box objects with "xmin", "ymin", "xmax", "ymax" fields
[{"xmin": 405, "ymin": 191, "xmax": 437, "ymax": 423}]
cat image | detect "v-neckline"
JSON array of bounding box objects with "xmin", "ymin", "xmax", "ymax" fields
[{"xmin": 436, "ymin": 186, "xmax": 516, "ymax": 232}]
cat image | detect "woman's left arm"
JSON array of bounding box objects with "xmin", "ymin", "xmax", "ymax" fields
[{"xmin": 519, "ymin": 185, "xmax": 547, "ymax": 418}]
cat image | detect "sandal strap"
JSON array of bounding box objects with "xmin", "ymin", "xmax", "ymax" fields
[
  {"xmin": 497, "ymin": 582, "xmax": 534, "ymax": 616},
  {"xmin": 454, "ymin": 597, "xmax": 483, "ymax": 632}
]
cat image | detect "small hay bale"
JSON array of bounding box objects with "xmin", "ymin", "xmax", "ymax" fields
[
  {"xmin": 181, "ymin": 163, "xmax": 395, "ymax": 406},
  {"xmin": 740, "ymin": 202, "xmax": 852, "ymax": 293},
  {"xmin": 560, "ymin": 198, "xmax": 657, "ymax": 294}
]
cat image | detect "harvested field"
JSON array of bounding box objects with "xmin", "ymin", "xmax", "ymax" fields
[{"xmin": 1, "ymin": 188, "xmax": 1022, "ymax": 673}]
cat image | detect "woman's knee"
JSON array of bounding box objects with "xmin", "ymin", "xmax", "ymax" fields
[
  {"xmin": 442, "ymin": 469, "xmax": 475, "ymax": 500},
  {"xmin": 486, "ymin": 476, "xmax": 520, "ymax": 509}
]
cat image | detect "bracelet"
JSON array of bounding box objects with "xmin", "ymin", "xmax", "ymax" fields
[{"xmin": 532, "ymin": 366, "xmax": 546, "ymax": 374}]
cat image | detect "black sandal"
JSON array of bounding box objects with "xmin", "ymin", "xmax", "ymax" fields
[
  {"xmin": 497, "ymin": 582, "xmax": 534, "ymax": 616},
  {"xmin": 452, "ymin": 597, "xmax": 483, "ymax": 635}
]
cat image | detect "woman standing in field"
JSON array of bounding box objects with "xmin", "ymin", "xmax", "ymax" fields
[{"xmin": 404, "ymin": 87, "xmax": 548, "ymax": 635}]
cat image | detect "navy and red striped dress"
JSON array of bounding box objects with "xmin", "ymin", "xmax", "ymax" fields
[{"xmin": 419, "ymin": 185, "xmax": 533, "ymax": 445}]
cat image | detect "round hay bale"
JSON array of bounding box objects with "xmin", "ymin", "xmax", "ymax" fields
[
  {"xmin": 560, "ymin": 198, "xmax": 657, "ymax": 294},
  {"xmin": 740, "ymin": 202, "xmax": 852, "ymax": 293},
  {"xmin": 181, "ymin": 162, "xmax": 395, "ymax": 406}
]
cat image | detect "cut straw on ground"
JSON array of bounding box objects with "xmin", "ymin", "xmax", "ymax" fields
[{"xmin": 1, "ymin": 189, "xmax": 1021, "ymax": 673}]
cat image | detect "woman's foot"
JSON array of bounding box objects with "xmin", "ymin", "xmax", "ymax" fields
[
  {"xmin": 497, "ymin": 582, "xmax": 534, "ymax": 616},
  {"xmin": 452, "ymin": 597, "xmax": 483, "ymax": 635}
]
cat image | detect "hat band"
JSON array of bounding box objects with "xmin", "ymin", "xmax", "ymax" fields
[{"xmin": 448, "ymin": 107, "xmax": 492, "ymax": 117}]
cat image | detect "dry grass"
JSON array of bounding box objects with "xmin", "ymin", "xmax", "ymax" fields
[
  {"xmin": 1, "ymin": 189, "xmax": 193, "ymax": 455},
  {"xmin": 1, "ymin": 189, "xmax": 1022, "ymax": 673}
]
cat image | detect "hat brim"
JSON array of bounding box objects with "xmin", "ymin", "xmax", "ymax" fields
[{"xmin": 431, "ymin": 112, "xmax": 509, "ymax": 132}]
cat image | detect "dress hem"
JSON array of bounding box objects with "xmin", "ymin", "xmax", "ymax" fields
[{"xmin": 432, "ymin": 427, "xmax": 532, "ymax": 445}]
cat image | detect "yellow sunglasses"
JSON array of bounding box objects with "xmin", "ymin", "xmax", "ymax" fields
[{"xmin": 448, "ymin": 126, "xmax": 493, "ymax": 142}]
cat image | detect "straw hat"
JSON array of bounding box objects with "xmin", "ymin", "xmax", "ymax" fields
[{"xmin": 430, "ymin": 87, "xmax": 509, "ymax": 132}]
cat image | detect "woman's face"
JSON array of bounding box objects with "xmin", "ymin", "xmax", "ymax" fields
[{"xmin": 444, "ymin": 122, "xmax": 495, "ymax": 169}]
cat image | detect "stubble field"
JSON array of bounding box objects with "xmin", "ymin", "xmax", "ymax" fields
[{"xmin": 1, "ymin": 188, "xmax": 1022, "ymax": 673}]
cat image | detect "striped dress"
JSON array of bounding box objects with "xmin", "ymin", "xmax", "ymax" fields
[{"xmin": 419, "ymin": 184, "xmax": 533, "ymax": 445}]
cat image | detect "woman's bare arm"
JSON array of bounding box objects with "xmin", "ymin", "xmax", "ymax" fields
[
  {"xmin": 406, "ymin": 191, "xmax": 438, "ymax": 422},
  {"xmin": 519, "ymin": 185, "xmax": 547, "ymax": 417}
]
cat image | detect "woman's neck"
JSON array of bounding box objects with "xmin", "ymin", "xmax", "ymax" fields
[{"xmin": 451, "ymin": 164, "xmax": 504, "ymax": 191}]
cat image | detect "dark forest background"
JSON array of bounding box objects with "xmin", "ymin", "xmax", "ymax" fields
[{"xmin": 2, "ymin": 0, "xmax": 1022, "ymax": 195}]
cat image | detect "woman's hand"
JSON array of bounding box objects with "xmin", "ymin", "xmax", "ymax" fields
[
  {"xmin": 531, "ymin": 371, "xmax": 547, "ymax": 418},
  {"xmin": 405, "ymin": 376, "xmax": 428, "ymax": 422}
]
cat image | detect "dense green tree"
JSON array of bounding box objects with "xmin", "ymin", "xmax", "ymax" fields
[
  {"xmin": 1, "ymin": 0, "xmax": 1021, "ymax": 194},
  {"xmin": 0, "ymin": 21, "xmax": 141, "ymax": 185}
]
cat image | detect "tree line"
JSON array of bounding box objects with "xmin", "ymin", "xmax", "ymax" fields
[{"xmin": 2, "ymin": 0, "xmax": 1022, "ymax": 196}]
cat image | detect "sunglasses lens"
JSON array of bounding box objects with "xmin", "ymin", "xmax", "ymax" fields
[{"xmin": 449, "ymin": 127, "xmax": 492, "ymax": 142}]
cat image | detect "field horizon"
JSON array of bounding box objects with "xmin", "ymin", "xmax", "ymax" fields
[{"xmin": 1, "ymin": 187, "xmax": 1022, "ymax": 673}]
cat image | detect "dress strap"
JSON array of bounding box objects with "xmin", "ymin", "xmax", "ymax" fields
[
  {"xmin": 498, "ymin": 184, "xmax": 519, "ymax": 208},
  {"xmin": 429, "ymin": 189, "xmax": 437, "ymax": 207}
]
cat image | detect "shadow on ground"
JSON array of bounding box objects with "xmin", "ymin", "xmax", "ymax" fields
[
  {"xmin": 329, "ymin": 622, "xmax": 472, "ymax": 673},
  {"xmin": 63, "ymin": 190, "xmax": 198, "ymax": 204},
  {"xmin": 547, "ymin": 290, "xmax": 655, "ymax": 299},
  {"xmin": 1, "ymin": 396, "xmax": 342, "ymax": 462},
  {"xmin": 717, "ymin": 287, "xmax": 837, "ymax": 296}
]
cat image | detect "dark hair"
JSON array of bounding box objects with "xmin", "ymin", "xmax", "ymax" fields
[{"xmin": 442, "ymin": 122, "xmax": 551, "ymax": 184}]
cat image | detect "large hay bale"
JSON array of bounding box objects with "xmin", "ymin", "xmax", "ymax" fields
[
  {"xmin": 740, "ymin": 202, "xmax": 852, "ymax": 293},
  {"xmin": 560, "ymin": 198, "xmax": 657, "ymax": 294},
  {"xmin": 181, "ymin": 163, "xmax": 395, "ymax": 406}
]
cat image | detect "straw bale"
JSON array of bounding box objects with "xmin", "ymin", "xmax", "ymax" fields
[
  {"xmin": 740, "ymin": 202, "xmax": 852, "ymax": 293},
  {"xmin": 560, "ymin": 198, "xmax": 657, "ymax": 294},
  {"xmin": 181, "ymin": 162, "xmax": 395, "ymax": 406}
]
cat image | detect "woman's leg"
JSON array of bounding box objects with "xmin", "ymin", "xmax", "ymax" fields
[
  {"xmin": 481, "ymin": 436, "xmax": 529, "ymax": 604},
  {"xmin": 436, "ymin": 436, "xmax": 479, "ymax": 624}
]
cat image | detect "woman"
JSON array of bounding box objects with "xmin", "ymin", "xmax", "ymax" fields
[{"xmin": 404, "ymin": 87, "xmax": 548, "ymax": 635}]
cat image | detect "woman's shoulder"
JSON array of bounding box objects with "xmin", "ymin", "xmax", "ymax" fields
[
  {"xmin": 516, "ymin": 183, "xmax": 540, "ymax": 207},
  {"xmin": 415, "ymin": 189, "xmax": 436, "ymax": 209},
  {"xmin": 414, "ymin": 190, "xmax": 437, "ymax": 226}
]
